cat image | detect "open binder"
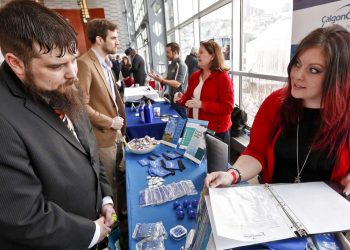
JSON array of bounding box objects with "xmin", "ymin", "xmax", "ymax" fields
[{"xmin": 206, "ymin": 182, "xmax": 350, "ymax": 249}]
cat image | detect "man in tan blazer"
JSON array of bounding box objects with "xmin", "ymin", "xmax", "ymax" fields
[{"xmin": 77, "ymin": 19, "xmax": 126, "ymax": 216}]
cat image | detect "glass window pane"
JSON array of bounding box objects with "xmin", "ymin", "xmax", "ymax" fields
[
  {"xmin": 192, "ymin": 0, "xmax": 199, "ymax": 15},
  {"xmin": 133, "ymin": 0, "xmax": 145, "ymax": 30},
  {"xmin": 242, "ymin": 77, "xmax": 286, "ymax": 126},
  {"xmin": 164, "ymin": 0, "xmax": 176, "ymax": 31},
  {"xmin": 242, "ymin": 0, "xmax": 292, "ymax": 76},
  {"xmin": 167, "ymin": 33, "xmax": 176, "ymax": 43},
  {"xmin": 137, "ymin": 29, "xmax": 150, "ymax": 72},
  {"xmin": 179, "ymin": 23, "xmax": 195, "ymax": 60},
  {"xmin": 167, "ymin": 30, "xmax": 179, "ymax": 43},
  {"xmin": 178, "ymin": 0, "xmax": 195, "ymax": 23},
  {"xmin": 200, "ymin": 3, "xmax": 232, "ymax": 68},
  {"xmin": 200, "ymin": 0, "xmax": 219, "ymax": 11}
]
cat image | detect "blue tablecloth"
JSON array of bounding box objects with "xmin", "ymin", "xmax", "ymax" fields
[
  {"xmin": 125, "ymin": 102, "xmax": 179, "ymax": 141},
  {"xmin": 126, "ymin": 144, "xmax": 207, "ymax": 250}
]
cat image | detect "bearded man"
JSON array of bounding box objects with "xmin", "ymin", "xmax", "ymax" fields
[
  {"xmin": 0, "ymin": 1, "xmax": 115, "ymax": 249},
  {"xmin": 77, "ymin": 19, "xmax": 126, "ymax": 218}
]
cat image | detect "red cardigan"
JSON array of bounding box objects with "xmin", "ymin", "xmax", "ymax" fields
[
  {"xmin": 177, "ymin": 70, "xmax": 234, "ymax": 133},
  {"xmin": 242, "ymin": 88, "xmax": 350, "ymax": 184}
]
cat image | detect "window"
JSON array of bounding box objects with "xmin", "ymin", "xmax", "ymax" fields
[
  {"xmin": 136, "ymin": 29, "xmax": 150, "ymax": 72},
  {"xmin": 163, "ymin": 0, "xmax": 293, "ymax": 127},
  {"xmin": 167, "ymin": 32, "xmax": 176, "ymax": 43},
  {"xmin": 241, "ymin": 77, "xmax": 286, "ymax": 126},
  {"xmin": 179, "ymin": 22, "xmax": 195, "ymax": 60},
  {"xmin": 178, "ymin": 0, "xmax": 196, "ymax": 23},
  {"xmin": 164, "ymin": 0, "xmax": 177, "ymax": 31},
  {"xmin": 200, "ymin": 3, "xmax": 232, "ymax": 68},
  {"xmin": 200, "ymin": 0, "xmax": 219, "ymax": 11},
  {"xmin": 132, "ymin": 0, "xmax": 145, "ymax": 30},
  {"xmin": 238, "ymin": 0, "xmax": 292, "ymax": 124},
  {"xmin": 242, "ymin": 0, "xmax": 292, "ymax": 75}
]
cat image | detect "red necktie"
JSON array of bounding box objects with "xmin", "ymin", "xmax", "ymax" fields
[
  {"xmin": 53, "ymin": 108, "xmax": 65, "ymax": 120},
  {"xmin": 53, "ymin": 108, "xmax": 71, "ymax": 132}
]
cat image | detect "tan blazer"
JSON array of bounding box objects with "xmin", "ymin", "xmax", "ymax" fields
[{"xmin": 77, "ymin": 49, "xmax": 126, "ymax": 148}]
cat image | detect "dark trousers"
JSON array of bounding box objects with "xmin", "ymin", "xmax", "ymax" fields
[{"xmin": 171, "ymin": 102, "xmax": 187, "ymax": 119}]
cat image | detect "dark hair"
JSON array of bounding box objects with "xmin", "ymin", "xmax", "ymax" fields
[
  {"xmin": 124, "ymin": 47, "xmax": 132, "ymax": 56},
  {"xmin": 200, "ymin": 40, "xmax": 229, "ymax": 72},
  {"xmin": 87, "ymin": 18, "xmax": 117, "ymax": 44},
  {"xmin": 280, "ymin": 24, "xmax": 350, "ymax": 158},
  {"xmin": 166, "ymin": 42, "xmax": 180, "ymax": 54},
  {"xmin": 122, "ymin": 56, "xmax": 131, "ymax": 67},
  {"xmin": 0, "ymin": 0, "xmax": 77, "ymax": 65}
]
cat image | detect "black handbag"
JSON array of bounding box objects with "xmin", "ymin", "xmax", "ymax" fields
[{"xmin": 230, "ymin": 106, "xmax": 248, "ymax": 137}]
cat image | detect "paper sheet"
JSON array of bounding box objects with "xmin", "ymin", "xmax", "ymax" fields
[
  {"xmin": 206, "ymin": 182, "xmax": 350, "ymax": 249},
  {"xmin": 271, "ymin": 182, "xmax": 350, "ymax": 234},
  {"xmin": 209, "ymin": 186, "xmax": 295, "ymax": 242}
]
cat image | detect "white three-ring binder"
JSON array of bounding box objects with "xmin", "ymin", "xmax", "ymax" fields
[{"xmin": 206, "ymin": 182, "xmax": 350, "ymax": 249}]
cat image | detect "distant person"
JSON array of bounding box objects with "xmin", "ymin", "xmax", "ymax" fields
[
  {"xmin": 125, "ymin": 47, "xmax": 146, "ymax": 86},
  {"xmin": 77, "ymin": 19, "xmax": 126, "ymax": 217},
  {"xmin": 0, "ymin": 1, "xmax": 114, "ymax": 248},
  {"xmin": 148, "ymin": 42, "xmax": 188, "ymax": 118},
  {"xmin": 110, "ymin": 54, "xmax": 121, "ymax": 81},
  {"xmin": 174, "ymin": 40, "xmax": 234, "ymax": 146},
  {"xmin": 120, "ymin": 56, "xmax": 134, "ymax": 87},
  {"xmin": 185, "ymin": 46, "xmax": 199, "ymax": 80},
  {"xmin": 223, "ymin": 44, "xmax": 230, "ymax": 60},
  {"xmin": 205, "ymin": 25, "xmax": 350, "ymax": 193}
]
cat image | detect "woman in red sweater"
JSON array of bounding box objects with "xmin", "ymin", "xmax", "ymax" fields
[
  {"xmin": 174, "ymin": 40, "xmax": 234, "ymax": 146},
  {"xmin": 205, "ymin": 25, "xmax": 350, "ymax": 193}
]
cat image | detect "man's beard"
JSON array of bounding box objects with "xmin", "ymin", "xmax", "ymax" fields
[
  {"xmin": 23, "ymin": 69, "xmax": 85, "ymax": 124},
  {"xmin": 102, "ymin": 44, "xmax": 116, "ymax": 55}
]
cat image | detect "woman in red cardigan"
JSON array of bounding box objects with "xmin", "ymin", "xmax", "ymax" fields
[
  {"xmin": 174, "ymin": 40, "xmax": 234, "ymax": 146},
  {"xmin": 205, "ymin": 25, "xmax": 350, "ymax": 193}
]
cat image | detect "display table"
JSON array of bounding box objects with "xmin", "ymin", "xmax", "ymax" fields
[
  {"xmin": 125, "ymin": 144, "xmax": 207, "ymax": 250},
  {"xmin": 124, "ymin": 86, "xmax": 159, "ymax": 102},
  {"xmin": 125, "ymin": 102, "xmax": 179, "ymax": 141}
]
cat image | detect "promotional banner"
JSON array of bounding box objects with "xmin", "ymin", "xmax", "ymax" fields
[{"xmin": 292, "ymin": 0, "xmax": 350, "ymax": 54}]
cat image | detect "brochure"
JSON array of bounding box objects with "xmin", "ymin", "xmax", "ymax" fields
[
  {"xmin": 183, "ymin": 125, "xmax": 207, "ymax": 164},
  {"xmin": 179, "ymin": 118, "xmax": 209, "ymax": 149},
  {"xmin": 160, "ymin": 116, "xmax": 186, "ymax": 148}
]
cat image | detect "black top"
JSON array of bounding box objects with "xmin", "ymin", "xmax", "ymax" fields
[
  {"xmin": 130, "ymin": 54, "xmax": 146, "ymax": 85},
  {"xmin": 121, "ymin": 65, "xmax": 131, "ymax": 78},
  {"xmin": 185, "ymin": 54, "xmax": 199, "ymax": 79},
  {"xmin": 111, "ymin": 59, "xmax": 121, "ymax": 81},
  {"xmin": 273, "ymin": 108, "xmax": 334, "ymax": 183}
]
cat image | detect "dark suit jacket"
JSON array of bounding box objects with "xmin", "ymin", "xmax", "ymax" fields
[
  {"xmin": 130, "ymin": 53, "xmax": 146, "ymax": 85},
  {"xmin": 0, "ymin": 63, "xmax": 112, "ymax": 250},
  {"xmin": 77, "ymin": 49, "xmax": 126, "ymax": 148},
  {"xmin": 111, "ymin": 59, "xmax": 121, "ymax": 81}
]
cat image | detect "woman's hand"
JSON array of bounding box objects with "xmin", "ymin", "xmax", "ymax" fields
[
  {"xmin": 174, "ymin": 92, "xmax": 183, "ymax": 102},
  {"xmin": 204, "ymin": 171, "xmax": 233, "ymax": 188},
  {"xmin": 185, "ymin": 98, "xmax": 202, "ymax": 109},
  {"xmin": 341, "ymin": 173, "xmax": 350, "ymax": 196}
]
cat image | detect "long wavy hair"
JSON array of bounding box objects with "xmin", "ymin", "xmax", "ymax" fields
[{"xmin": 279, "ymin": 25, "xmax": 350, "ymax": 159}]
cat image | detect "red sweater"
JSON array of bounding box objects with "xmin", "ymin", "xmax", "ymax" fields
[
  {"xmin": 242, "ymin": 88, "xmax": 350, "ymax": 184},
  {"xmin": 177, "ymin": 70, "xmax": 234, "ymax": 133}
]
